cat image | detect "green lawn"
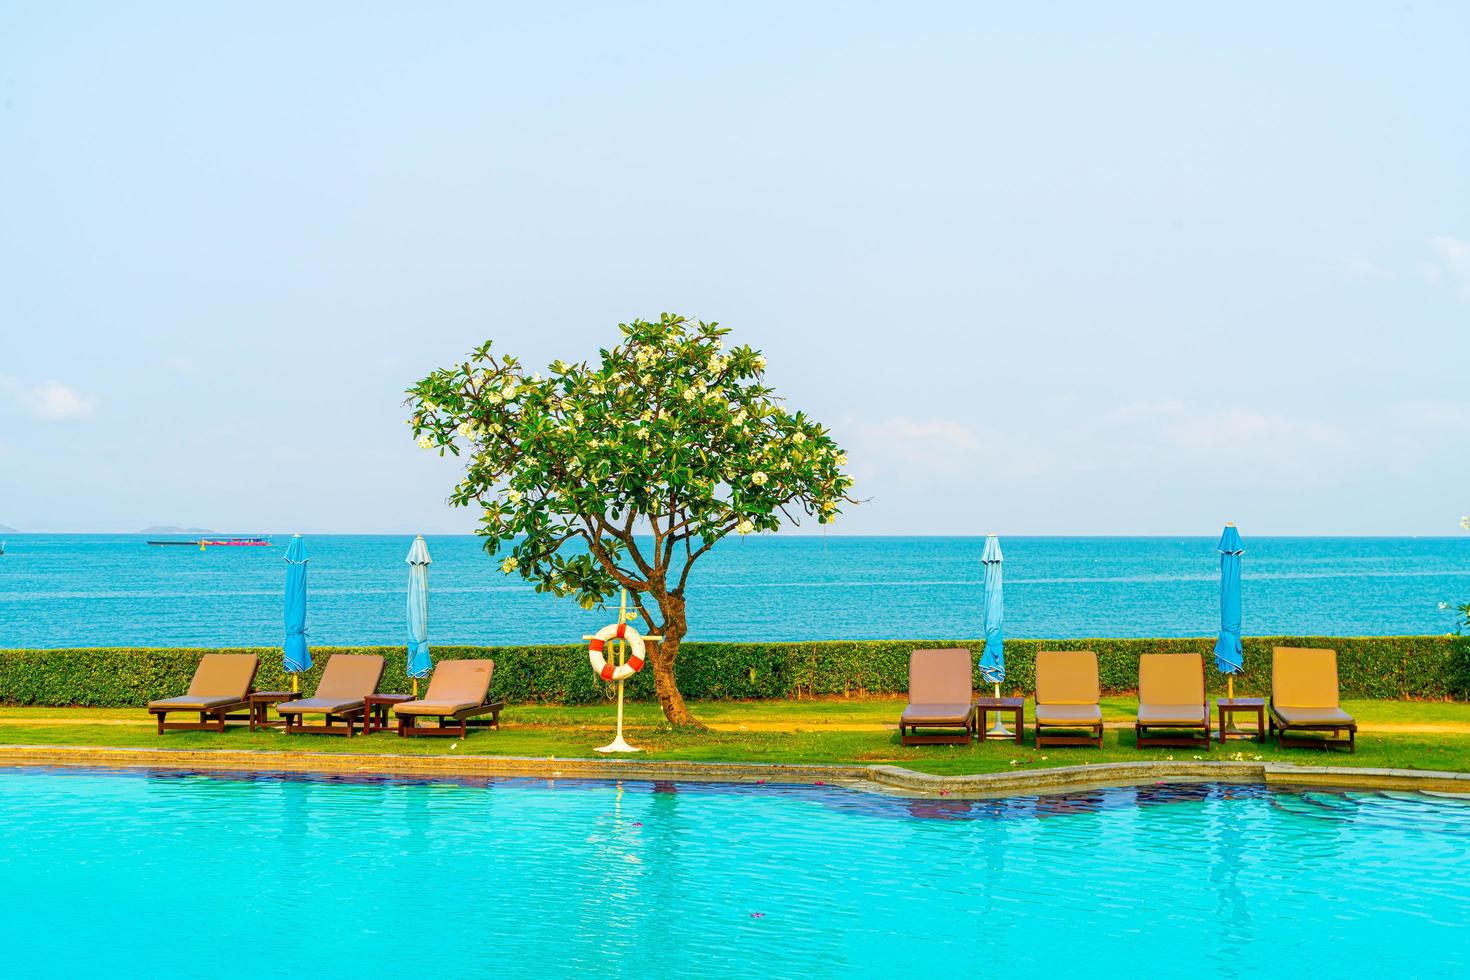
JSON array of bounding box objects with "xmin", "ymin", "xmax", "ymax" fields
[{"xmin": 3, "ymin": 698, "xmax": 1469, "ymax": 777}]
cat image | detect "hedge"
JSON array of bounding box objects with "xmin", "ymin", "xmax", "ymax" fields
[{"xmin": 3, "ymin": 636, "xmax": 1468, "ymax": 708}]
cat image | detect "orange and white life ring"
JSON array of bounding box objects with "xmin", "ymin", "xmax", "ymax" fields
[{"xmin": 588, "ymin": 622, "xmax": 647, "ymax": 682}]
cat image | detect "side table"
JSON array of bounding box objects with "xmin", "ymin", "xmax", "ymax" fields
[
  {"xmin": 248, "ymin": 691, "xmax": 296, "ymax": 732},
  {"xmin": 974, "ymin": 696, "xmax": 1024, "ymax": 744},
  {"xmin": 363, "ymin": 693, "xmax": 415, "ymax": 734},
  {"xmin": 1216, "ymin": 697, "xmax": 1266, "ymax": 743}
]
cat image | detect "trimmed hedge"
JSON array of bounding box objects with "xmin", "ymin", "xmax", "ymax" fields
[{"xmin": 3, "ymin": 636, "xmax": 1469, "ymax": 708}]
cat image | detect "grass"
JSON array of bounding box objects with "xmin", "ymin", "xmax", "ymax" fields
[{"xmin": 5, "ymin": 697, "xmax": 1470, "ymax": 777}]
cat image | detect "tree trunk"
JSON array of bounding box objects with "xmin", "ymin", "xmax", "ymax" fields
[{"xmin": 647, "ymin": 590, "xmax": 701, "ymax": 728}]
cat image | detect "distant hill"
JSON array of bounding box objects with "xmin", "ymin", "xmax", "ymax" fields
[
  {"xmin": 0, "ymin": 524, "xmax": 17, "ymax": 534},
  {"xmin": 139, "ymin": 525, "xmax": 215, "ymax": 535}
]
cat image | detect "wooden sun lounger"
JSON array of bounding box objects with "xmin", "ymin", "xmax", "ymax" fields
[
  {"xmin": 1034, "ymin": 650, "xmax": 1104, "ymax": 747},
  {"xmin": 1134, "ymin": 653, "xmax": 1210, "ymax": 749},
  {"xmin": 276, "ymin": 655, "xmax": 385, "ymax": 737},
  {"xmin": 147, "ymin": 654, "xmax": 260, "ymax": 733},
  {"xmin": 1268, "ymin": 646, "xmax": 1357, "ymax": 752},
  {"xmin": 899, "ymin": 648, "xmax": 976, "ymax": 745},
  {"xmin": 393, "ymin": 659, "xmax": 504, "ymax": 738}
]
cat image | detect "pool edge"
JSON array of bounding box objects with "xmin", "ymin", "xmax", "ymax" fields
[{"xmin": 3, "ymin": 743, "xmax": 1468, "ymax": 798}]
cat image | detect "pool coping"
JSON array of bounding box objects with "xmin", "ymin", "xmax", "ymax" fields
[{"xmin": 2, "ymin": 743, "xmax": 1469, "ymax": 797}]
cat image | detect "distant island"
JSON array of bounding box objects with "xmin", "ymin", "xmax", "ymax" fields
[
  {"xmin": 0, "ymin": 524, "xmax": 17, "ymax": 534},
  {"xmin": 139, "ymin": 525, "xmax": 215, "ymax": 535}
]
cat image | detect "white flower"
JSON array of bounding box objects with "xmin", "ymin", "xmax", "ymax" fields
[
  {"xmin": 640, "ymin": 374, "xmax": 653, "ymax": 386},
  {"xmin": 1461, "ymin": 515, "xmax": 1469, "ymax": 530},
  {"xmin": 835, "ymin": 453, "xmax": 848, "ymax": 467},
  {"xmin": 704, "ymin": 391, "xmax": 720, "ymax": 404},
  {"xmin": 417, "ymin": 435, "xmax": 435, "ymax": 449},
  {"xmin": 791, "ymin": 432, "xmax": 806, "ymax": 444},
  {"xmin": 635, "ymin": 427, "xmax": 649, "ymax": 440},
  {"xmin": 736, "ymin": 519, "xmax": 755, "ymax": 535},
  {"xmin": 484, "ymin": 391, "xmax": 502, "ymax": 405},
  {"xmin": 822, "ymin": 500, "xmax": 836, "ymax": 512},
  {"xmin": 456, "ymin": 422, "xmax": 474, "ymax": 438},
  {"xmin": 681, "ymin": 388, "xmax": 696, "ymax": 402},
  {"xmin": 506, "ymin": 489, "xmax": 523, "ymax": 504},
  {"xmin": 753, "ymin": 355, "xmax": 766, "ymax": 371},
  {"xmin": 500, "ymin": 556, "xmax": 519, "ymax": 573},
  {"xmin": 751, "ymin": 471, "xmax": 768, "ymax": 486},
  {"xmin": 574, "ymin": 412, "xmax": 585, "ymax": 425},
  {"xmin": 530, "ymin": 373, "xmax": 542, "ymax": 383}
]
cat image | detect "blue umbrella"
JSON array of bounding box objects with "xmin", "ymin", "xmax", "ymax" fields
[
  {"xmin": 282, "ymin": 534, "xmax": 311, "ymax": 690},
  {"xmin": 979, "ymin": 535, "xmax": 1005, "ymax": 687},
  {"xmin": 406, "ymin": 535, "xmax": 432, "ymax": 695},
  {"xmin": 1213, "ymin": 523, "xmax": 1244, "ymax": 699}
]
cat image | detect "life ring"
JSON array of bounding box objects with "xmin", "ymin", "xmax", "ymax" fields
[{"xmin": 589, "ymin": 622, "xmax": 647, "ymax": 682}]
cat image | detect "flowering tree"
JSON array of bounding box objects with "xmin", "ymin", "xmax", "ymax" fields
[{"xmin": 407, "ymin": 314, "xmax": 855, "ymax": 726}]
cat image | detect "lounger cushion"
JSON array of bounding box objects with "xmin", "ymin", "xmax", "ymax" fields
[
  {"xmin": 901, "ymin": 703, "xmax": 974, "ymax": 725},
  {"xmin": 1272, "ymin": 705, "xmax": 1356, "ymax": 727},
  {"xmin": 276, "ymin": 697, "xmax": 365, "ymax": 716},
  {"xmin": 147, "ymin": 694, "xmax": 243, "ymax": 712},
  {"xmin": 422, "ymin": 660, "xmax": 495, "ymax": 704},
  {"xmin": 1137, "ymin": 703, "xmax": 1208, "ymax": 725},
  {"xmin": 315, "ymin": 654, "xmax": 386, "ymax": 700},
  {"xmin": 1034, "ymin": 703, "xmax": 1102, "ymax": 726},
  {"xmin": 1273, "ymin": 647, "xmax": 1340, "ymax": 708},
  {"xmin": 1036, "ymin": 651, "xmax": 1099, "ymax": 704},
  {"xmin": 186, "ymin": 653, "xmax": 259, "ymax": 700},
  {"xmin": 395, "ymin": 699, "xmax": 485, "ymax": 717},
  {"xmin": 907, "ymin": 649, "xmax": 973, "ymax": 705}
]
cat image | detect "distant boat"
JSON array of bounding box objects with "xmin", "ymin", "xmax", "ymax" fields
[
  {"xmin": 0, "ymin": 541, "xmax": 5, "ymax": 556},
  {"xmin": 147, "ymin": 536, "xmax": 271, "ymax": 549}
]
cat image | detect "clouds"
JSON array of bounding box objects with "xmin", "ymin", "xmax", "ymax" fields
[
  {"xmin": 1, "ymin": 378, "xmax": 97, "ymax": 420},
  {"xmin": 1427, "ymin": 235, "xmax": 1470, "ymax": 302}
]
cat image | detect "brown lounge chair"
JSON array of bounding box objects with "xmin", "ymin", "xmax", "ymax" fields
[
  {"xmin": 276, "ymin": 654, "xmax": 385, "ymax": 737},
  {"xmin": 1269, "ymin": 646, "xmax": 1357, "ymax": 752},
  {"xmin": 1134, "ymin": 653, "xmax": 1210, "ymax": 749},
  {"xmin": 1034, "ymin": 650, "xmax": 1103, "ymax": 747},
  {"xmin": 147, "ymin": 653, "xmax": 260, "ymax": 734},
  {"xmin": 899, "ymin": 648, "xmax": 976, "ymax": 745},
  {"xmin": 392, "ymin": 659, "xmax": 505, "ymax": 738}
]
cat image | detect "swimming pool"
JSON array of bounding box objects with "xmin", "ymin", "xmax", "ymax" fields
[{"xmin": 1, "ymin": 767, "xmax": 1466, "ymax": 978}]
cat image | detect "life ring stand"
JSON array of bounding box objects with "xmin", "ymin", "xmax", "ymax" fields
[{"xmin": 588, "ymin": 622, "xmax": 646, "ymax": 682}]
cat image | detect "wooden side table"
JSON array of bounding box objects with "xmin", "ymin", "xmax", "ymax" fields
[
  {"xmin": 974, "ymin": 696, "xmax": 1024, "ymax": 743},
  {"xmin": 248, "ymin": 691, "xmax": 296, "ymax": 732},
  {"xmin": 1216, "ymin": 697, "xmax": 1266, "ymax": 743},
  {"xmin": 363, "ymin": 693, "xmax": 414, "ymax": 734}
]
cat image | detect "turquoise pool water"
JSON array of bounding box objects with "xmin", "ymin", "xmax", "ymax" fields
[{"xmin": 1, "ymin": 768, "xmax": 1467, "ymax": 978}]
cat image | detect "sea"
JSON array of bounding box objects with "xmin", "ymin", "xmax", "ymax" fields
[{"xmin": 1, "ymin": 534, "xmax": 1467, "ymax": 649}]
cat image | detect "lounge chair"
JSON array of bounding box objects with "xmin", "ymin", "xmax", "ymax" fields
[
  {"xmin": 1034, "ymin": 650, "xmax": 1103, "ymax": 747},
  {"xmin": 1134, "ymin": 653, "xmax": 1210, "ymax": 749},
  {"xmin": 898, "ymin": 648, "xmax": 976, "ymax": 746},
  {"xmin": 392, "ymin": 659, "xmax": 505, "ymax": 738},
  {"xmin": 147, "ymin": 653, "xmax": 260, "ymax": 734},
  {"xmin": 276, "ymin": 654, "xmax": 385, "ymax": 737},
  {"xmin": 1268, "ymin": 646, "xmax": 1357, "ymax": 752}
]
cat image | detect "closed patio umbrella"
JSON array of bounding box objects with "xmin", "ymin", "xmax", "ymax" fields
[
  {"xmin": 283, "ymin": 534, "xmax": 311, "ymax": 692},
  {"xmin": 980, "ymin": 534, "xmax": 1010, "ymax": 736},
  {"xmin": 1214, "ymin": 524, "xmax": 1245, "ymax": 727},
  {"xmin": 406, "ymin": 535, "xmax": 432, "ymax": 696}
]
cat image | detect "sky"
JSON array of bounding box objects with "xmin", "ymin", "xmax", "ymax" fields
[{"xmin": 2, "ymin": 2, "xmax": 1468, "ymax": 535}]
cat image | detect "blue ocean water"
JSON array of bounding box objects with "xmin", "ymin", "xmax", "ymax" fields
[
  {"xmin": 1, "ymin": 768, "xmax": 1467, "ymax": 978},
  {"xmin": 1, "ymin": 534, "xmax": 1467, "ymax": 649}
]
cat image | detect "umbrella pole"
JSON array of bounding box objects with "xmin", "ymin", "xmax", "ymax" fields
[
  {"xmin": 986, "ymin": 680, "xmax": 1013, "ymax": 737},
  {"xmin": 290, "ymin": 674, "xmax": 298, "ymax": 694}
]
